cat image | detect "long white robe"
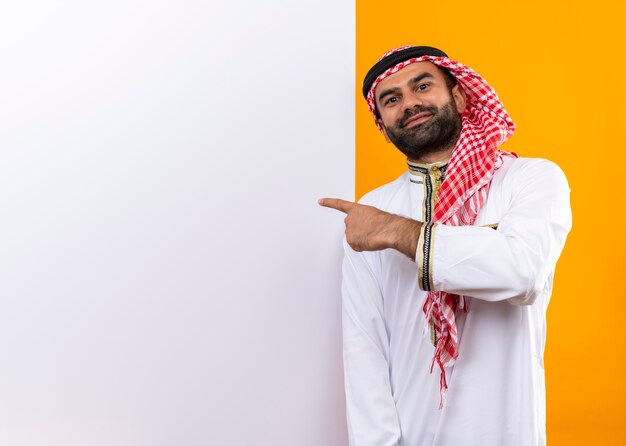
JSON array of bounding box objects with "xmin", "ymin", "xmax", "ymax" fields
[{"xmin": 342, "ymin": 156, "xmax": 572, "ymax": 446}]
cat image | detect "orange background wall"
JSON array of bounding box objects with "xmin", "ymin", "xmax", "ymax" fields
[{"xmin": 356, "ymin": 1, "xmax": 625, "ymax": 444}]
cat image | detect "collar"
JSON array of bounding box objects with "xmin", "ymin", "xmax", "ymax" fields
[{"xmin": 407, "ymin": 159, "xmax": 449, "ymax": 177}]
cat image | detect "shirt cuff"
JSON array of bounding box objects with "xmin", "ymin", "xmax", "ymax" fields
[{"xmin": 416, "ymin": 221, "xmax": 437, "ymax": 291}]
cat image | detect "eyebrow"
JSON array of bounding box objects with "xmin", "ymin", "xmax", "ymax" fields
[
  {"xmin": 377, "ymin": 72, "xmax": 436, "ymax": 104},
  {"xmin": 408, "ymin": 72, "xmax": 435, "ymax": 86}
]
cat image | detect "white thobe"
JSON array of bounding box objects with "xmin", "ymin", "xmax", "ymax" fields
[{"xmin": 342, "ymin": 156, "xmax": 572, "ymax": 446}]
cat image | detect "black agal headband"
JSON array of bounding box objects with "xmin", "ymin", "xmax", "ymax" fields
[{"xmin": 362, "ymin": 46, "xmax": 448, "ymax": 99}]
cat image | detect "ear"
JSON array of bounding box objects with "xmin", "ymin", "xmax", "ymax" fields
[
  {"xmin": 451, "ymin": 84, "xmax": 467, "ymax": 114},
  {"xmin": 377, "ymin": 120, "xmax": 391, "ymax": 143}
]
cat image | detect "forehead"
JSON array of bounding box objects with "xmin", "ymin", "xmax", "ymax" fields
[{"xmin": 374, "ymin": 61, "xmax": 444, "ymax": 99}]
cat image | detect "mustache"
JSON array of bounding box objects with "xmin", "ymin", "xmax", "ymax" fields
[{"xmin": 398, "ymin": 105, "xmax": 438, "ymax": 128}]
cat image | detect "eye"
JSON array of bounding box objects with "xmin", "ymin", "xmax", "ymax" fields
[
  {"xmin": 385, "ymin": 96, "xmax": 399, "ymax": 106},
  {"xmin": 416, "ymin": 83, "xmax": 430, "ymax": 91}
]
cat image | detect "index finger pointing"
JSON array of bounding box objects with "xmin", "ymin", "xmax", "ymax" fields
[{"xmin": 318, "ymin": 198, "xmax": 356, "ymax": 214}]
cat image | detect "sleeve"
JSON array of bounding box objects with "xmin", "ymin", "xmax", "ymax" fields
[
  {"xmin": 342, "ymin": 240, "xmax": 401, "ymax": 446},
  {"xmin": 417, "ymin": 159, "xmax": 572, "ymax": 305}
]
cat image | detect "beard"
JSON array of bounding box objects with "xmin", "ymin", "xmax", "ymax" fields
[{"xmin": 382, "ymin": 97, "xmax": 462, "ymax": 161}]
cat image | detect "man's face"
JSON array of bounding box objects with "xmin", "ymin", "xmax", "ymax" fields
[{"xmin": 374, "ymin": 61, "xmax": 466, "ymax": 161}]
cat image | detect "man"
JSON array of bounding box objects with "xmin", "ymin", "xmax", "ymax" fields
[{"xmin": 319, "ymin": 46, "xmax": 571, "ymax": 446}]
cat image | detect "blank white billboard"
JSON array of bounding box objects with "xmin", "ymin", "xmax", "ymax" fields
[{"xmin": 0, "ymin": 1, "xmax": 353, "ymax": 444}]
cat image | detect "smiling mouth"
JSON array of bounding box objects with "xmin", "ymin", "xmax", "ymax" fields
[{"xmin": 402, "ymin": 112, "xmax": 432, "ymax": 128}]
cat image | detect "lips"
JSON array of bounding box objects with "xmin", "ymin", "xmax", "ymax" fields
[{"xmin": 402, "ymin": 112, "xmax": 432, "ymax": 128}]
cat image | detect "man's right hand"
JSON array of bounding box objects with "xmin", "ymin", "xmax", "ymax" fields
[{"xmin": 318, "ymin": 198, "xmax": 421, "ymax": 260}]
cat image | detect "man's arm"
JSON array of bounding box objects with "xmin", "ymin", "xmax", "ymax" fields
[
  {"xmin": 421, "ymin": 159, "xmax": 572, "ymax": 304},
  {"xmin": 341, "ymin": 239, "xmax": 401, "ymax": 446},
  {"xmin": 320, "ymin": 159, "xmax": 572, "ymax": 305}
]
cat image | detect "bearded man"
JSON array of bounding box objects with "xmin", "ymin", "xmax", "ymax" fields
[{"xmin": 319, "ymin": 46, "xmax": 572, "ymax": 446}]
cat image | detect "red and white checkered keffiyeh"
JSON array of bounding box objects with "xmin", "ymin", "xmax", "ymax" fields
[{"xmin": 367, "ymin": 47, "xmax": 518, "ymax": 407}]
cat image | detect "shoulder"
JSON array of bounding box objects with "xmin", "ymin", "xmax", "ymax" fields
[
  {"xmin": 494, "ymin": 156, "xmax": 570, "ymax": 194},
  {"xmin": 357, "ymin": 172, "xmax": 410, "ymax": 210},
  {"xmin": 502, "ymin": 156, "xmax": 567, "ymax": 177}
]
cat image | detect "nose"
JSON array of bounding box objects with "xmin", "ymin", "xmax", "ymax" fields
[{"xmin": 403, "ymin": 91, "xmax": 423, "ymax": 111}]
